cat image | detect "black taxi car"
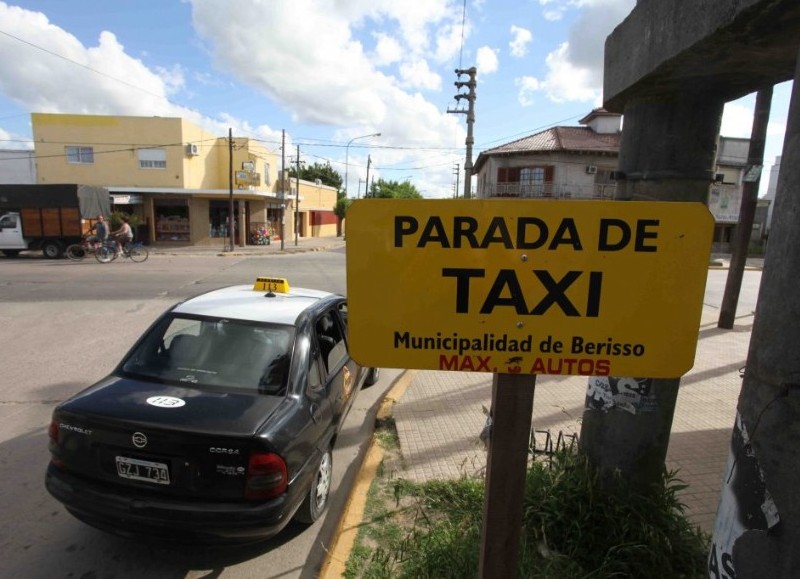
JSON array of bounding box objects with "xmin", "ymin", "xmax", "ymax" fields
[{"xmin": 45, "ymin": 277, "xmax": 379, "ymax": 542}]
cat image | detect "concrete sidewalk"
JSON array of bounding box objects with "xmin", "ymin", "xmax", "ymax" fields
[{"xmin": 393, "ymin": 262, "xmax": 762, "ymax": 534}]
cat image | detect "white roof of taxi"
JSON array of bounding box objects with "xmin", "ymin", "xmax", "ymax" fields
[{"xmin": 171, "ymin": 284, "xmax": 335, "ymax": 326}]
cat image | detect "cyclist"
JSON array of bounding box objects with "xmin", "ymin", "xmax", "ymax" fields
[
  {"xmin": 88, "ymin": 214, "xmax": 109, "ymax": 247},
  {"xmin": 110, "ymin": 216, "xmax": 134, "ymax": 256}
]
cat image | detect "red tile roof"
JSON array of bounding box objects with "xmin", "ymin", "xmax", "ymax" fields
[{"xmin": 474, "ymin": 127, "xmax": 620, "ymax": 172}]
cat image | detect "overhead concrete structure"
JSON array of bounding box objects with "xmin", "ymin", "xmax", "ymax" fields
[
  {"xmin": 578, "ymin": 1, "xmax": 799, "ymax": 577},
  {"xmin": 604, "ymin": 0, "xmax": 800, "ymax": 110}
]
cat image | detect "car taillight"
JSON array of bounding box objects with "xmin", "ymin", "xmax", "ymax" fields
[
  {"xmin": 48, "ymin": 420, "xmax": 65, "ymax": 469},
  {"xmin": 245, "ymin": 451, "xmax": 288, "ymax": 500},
  {"xmin": 48, "ymin": 420, "xmax": 59, "ymax": 445}
]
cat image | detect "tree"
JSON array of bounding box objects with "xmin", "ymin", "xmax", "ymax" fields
[
  {"xmin": 367, "ymin": 178, "xmax": 423, "ymax": 199},
  {"xmin": 287, "ymin": 161, "xmax": 343, "ymax": 191},
  {"xmin": 334, "ymin": 191, "xmax": 350, "ymax": 237}
]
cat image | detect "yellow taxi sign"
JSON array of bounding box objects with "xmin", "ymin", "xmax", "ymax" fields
[
  {"xmin": 253, "ymin": 277, "xmax": 290, "ymax": 293},
  {"xmin": 346, "ymin": 199, "xmax": 714, "ymax": 379}
]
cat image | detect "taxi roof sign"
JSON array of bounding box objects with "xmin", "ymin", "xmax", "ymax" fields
[
  {"xmin": 253, "ymin": 277, "xmax": 290, "ymax": 294},
  {"xmin": 346, "ymin": 199, "xmax": 714, "ymax": 379}
]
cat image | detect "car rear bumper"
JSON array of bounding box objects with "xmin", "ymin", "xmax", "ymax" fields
[{"xmin": 45, "ymin": 463, "xmax": 300, "ymax": 541}]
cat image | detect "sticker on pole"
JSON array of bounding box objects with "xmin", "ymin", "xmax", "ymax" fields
[{"xmin": 346, "ymin": 199, "xmax": 713, "ymax": 378}]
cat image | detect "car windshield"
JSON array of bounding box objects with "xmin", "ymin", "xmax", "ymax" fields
[{"xmin": 120, "ymin": 314, "xmax": 295, "ymax": 396}]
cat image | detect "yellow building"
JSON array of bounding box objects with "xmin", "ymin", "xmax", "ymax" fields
[{"xmin": 31, "ymin": 113, "xmax": 339, "ymax": 246}]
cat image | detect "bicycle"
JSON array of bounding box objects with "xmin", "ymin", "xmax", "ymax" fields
[
  {"xmin": 95, "ymin": 240, "xmax": 149, "ymax": 263},
  {"xmin": 65, "ymin": 235, "xmax": 104, "ymax": 261}
]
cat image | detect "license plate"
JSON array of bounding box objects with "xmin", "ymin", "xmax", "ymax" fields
[{"xmin": 116, "ymin": 456, "xmax": 170, "ymax": 485}]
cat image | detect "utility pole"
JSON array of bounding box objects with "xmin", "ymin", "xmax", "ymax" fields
[
  {"xmin": 295, "ymin": 144, "xmax": 300, "ymax": 246},
  {"xmin": 718, "ymin": 87, "xmax": 772, "ymax": 328},
  {"xmin": 280, "ymin": 130, "xmax": 285, "ymax": 251},
  {"xmin": 358, "ymin": 178, "xmax": 364, "ymax": 199},
  {"xmin": 453, "ymin": 163, "xmax": 460, "ymax": 198},
  {"xmin": 227, "ymin": 128, "xmax": 234, "ymax": 252},
  {"xmin": 364, "ymin": 155, "xmax": 372, "ymax": 198},
  {"xmin": 447, "ymin": 67, "xmax": 477, "ymax": 199}
]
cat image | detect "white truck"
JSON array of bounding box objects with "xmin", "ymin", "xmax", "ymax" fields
[{"xmin": 0, "ymin": 184, "xmax": 111, "ymax": 258}]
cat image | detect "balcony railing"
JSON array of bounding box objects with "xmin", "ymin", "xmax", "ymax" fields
[{"xmin": 482, "ymin": 183, "xmax": 616, "ymax": 199}]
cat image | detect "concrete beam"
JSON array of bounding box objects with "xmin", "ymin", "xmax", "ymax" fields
[{"xmin": 605, "ymin": 0, "xmax": 800, "ymax": 111}]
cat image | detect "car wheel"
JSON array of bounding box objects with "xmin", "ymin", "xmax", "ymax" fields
[
  {"xmin": 295, "ymin": 447, "xmax": 332, "ymax": 524},
  {"xmin": 42, "ymin": 240, "xmax": 64, "ymax": 259},
  {"xmin": 364, "ymin": 367, "xmax": 381, "ymax": 387}
]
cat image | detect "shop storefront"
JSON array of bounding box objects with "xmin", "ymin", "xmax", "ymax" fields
[{"xmin": 154, "ymin": 198, "xmax": 190, "ymax": 242}]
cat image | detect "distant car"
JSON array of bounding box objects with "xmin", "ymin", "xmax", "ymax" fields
[{"xmin": 45, "ymin": 277, "xmax": 380, "ymax": 542}]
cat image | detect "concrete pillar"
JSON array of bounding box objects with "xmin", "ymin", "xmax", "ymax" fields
[
  {"xmin": 711, "ymin": 51, "xmax": 800, "ymax": 578},
  {"xmin": 579, "ymin": 93, "xmax": 724, "ymax": 487}
]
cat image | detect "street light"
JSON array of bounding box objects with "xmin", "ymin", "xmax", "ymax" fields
[{"xmin": 345, "ymin": 132, "xmax": 380, "ymax": 198}]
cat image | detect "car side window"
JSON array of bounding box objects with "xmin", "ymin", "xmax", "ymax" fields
[{"xmin": 315, "ymin": 311, "xmax": 347, "ymax": 374}]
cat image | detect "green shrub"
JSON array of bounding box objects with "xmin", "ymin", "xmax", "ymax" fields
[{"xmin": 349, "ymin": 450, "xmax": 710, "ymax": 578}]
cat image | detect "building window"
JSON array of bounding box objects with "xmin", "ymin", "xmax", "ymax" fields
[
  {"xmin": 497, "ymin": 165, "xmax": 553, "ymax": 197},
  {"xmin": 138, "ymin": 148, "xmax": 167, "ymax": 169},
  {"xmin": 66, "ymin": 146, "xmax": 94, "ymax": 164}
]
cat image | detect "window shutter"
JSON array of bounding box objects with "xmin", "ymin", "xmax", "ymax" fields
[
  {"xmin": 497, "ymin": 167, "xmax": 508, "ymax": 183},
  {"xmin": 508, "ymin": 167, "xmax": 521, "ymax": 182},
  {"xmin": 544, "ymin": 165, "xmax": 554, "ymax": 182}
]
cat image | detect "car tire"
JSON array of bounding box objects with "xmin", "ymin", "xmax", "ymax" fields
[
  {"xmin": 364, "ymin": 367, "xmax": 381, "ymax": 387},
  {"xmin": 42, "ymin": 240, "xmax": 64, "ymax": 259},
  {"xmin": 294, "ymin": 447, "xmax": 332, "ymax": 524}
]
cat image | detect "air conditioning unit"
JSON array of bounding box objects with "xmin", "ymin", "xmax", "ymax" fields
[
  {"xmin": 186, "ymin": 143, "xmax": 199, "ymax": 156},
  {"xmin": 586, "ymin": 165, "xmax": 597, "ymax": 174}
]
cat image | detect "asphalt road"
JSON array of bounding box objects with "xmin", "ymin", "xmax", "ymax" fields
[{"xmin": 0, "ymin": 250, "xmax": 395, "ymax": 579}]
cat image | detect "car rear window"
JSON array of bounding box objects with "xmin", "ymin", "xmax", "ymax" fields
[{"xmin": 120, "ymin": 314, "xmax": 295, "ymax": 396}]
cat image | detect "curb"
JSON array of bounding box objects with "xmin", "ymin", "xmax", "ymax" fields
[
  {"xmin": 319, "ymin": 370, "xmax": 417, "ymax": 578},
  {"xmin": 148, "ymin": 245, "xmax": 342, "ymax": 257}
]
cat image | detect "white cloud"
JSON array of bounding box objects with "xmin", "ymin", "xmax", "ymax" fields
[
  {"xmin": 518, "ymin": 0, "xmax": 634, "ymax": 105},
  {"xmin": 721, "ymin": 102, "xmax": 754, "ymax": 138},
  {"xmin": 399, "ymin": 60, "xmax": 442, "ymax": 91},
  {"xmin": 476, "ymin": 46, "xmax": 499, "ymax": 75},
  {"xmin": 515, "ymin": 76, "xmax": 541, "ymax": 106},
  {"xmin": 516, "ymin": 42, "xmax": 598, "ymax": 104},
  {"xmin": 0, "ymin": 5, "xmax": 189, "ymax": 120},
  {"xmin": 509, "ymin": 26, "xmax": 532, "ymax": 58},
  {"xmin": 372, "ymin": 33, "xmax": 403, "ymax": 66}
]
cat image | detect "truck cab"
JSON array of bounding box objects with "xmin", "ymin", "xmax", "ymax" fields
[{"xmin": 0, "ymin": 212, "xmax": 26, "ymax": 256}]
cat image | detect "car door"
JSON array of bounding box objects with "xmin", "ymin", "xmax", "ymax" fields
[
  {"xmin": 336, "ymin": 302, "xmax": 369, "ymax": 391},
  {"xmin": 314, "ymin": 309, "xmax": 356, "ymax": 431}
]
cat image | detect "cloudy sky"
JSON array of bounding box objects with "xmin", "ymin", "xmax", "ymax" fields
[{"xmin": 0, "ymin": 0, "xmax": 792, "ymax": 197}]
